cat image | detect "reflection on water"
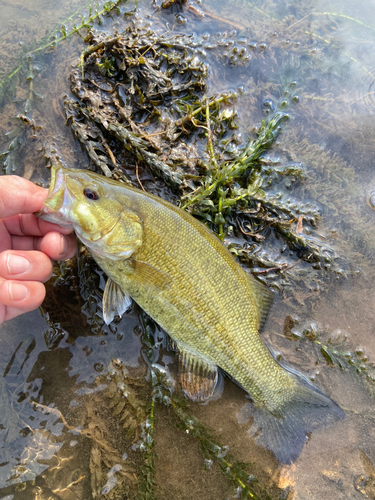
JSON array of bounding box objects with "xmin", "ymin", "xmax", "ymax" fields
[
  {"xmin": 0, "ymin": 311, "xmax": 63, "ymax": 488},
  {"xmin": 1, "ymin": 0, "xmax": 375, "ymax": 498}
]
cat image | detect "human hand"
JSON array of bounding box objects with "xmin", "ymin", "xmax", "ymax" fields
[{"xmin": 0, "ymin": 175, "xmax": 77, "ymax": 324}]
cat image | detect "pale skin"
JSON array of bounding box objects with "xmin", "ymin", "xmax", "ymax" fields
[{"xmin": 0, "ymin": 176, "xmax": 77, "ymax": 325}]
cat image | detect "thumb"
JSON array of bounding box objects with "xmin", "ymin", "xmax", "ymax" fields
[{"xmin": 0, "ymin": 176, "xmax": 47, "ymax": 218}]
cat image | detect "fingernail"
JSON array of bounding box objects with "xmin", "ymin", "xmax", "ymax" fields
[
  {"xmin": 7, "ymin": 254, "xmax": 31, "ymax": 275},
  {"xmin": 60, "ymin": 235, "xmax": 68, "ymax": 255},
  {"xmin": 8, "ymin": 283, "xmax": 29, "ymax": 301}
]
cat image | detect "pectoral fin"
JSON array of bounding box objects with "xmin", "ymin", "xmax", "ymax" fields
[
  {"xmin": 178, "ymin": 348, "xmax": 223, "ymax": 403},
  {"xmin": 123, "ymin": 259, "xmax": 172, "ymax": 292},
  {"xmin": 103, "ymin": 278, "xmax": 132, "ymax": 325}
]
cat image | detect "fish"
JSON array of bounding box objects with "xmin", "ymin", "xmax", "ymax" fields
[{"xmin": 37, "ymin": 165, "xmax": 345, "ymax": 464}]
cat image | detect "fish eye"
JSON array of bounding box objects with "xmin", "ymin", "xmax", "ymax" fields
[{"xmin": 84, "ymin": 188, "xmax": 100, "ymax": 201}]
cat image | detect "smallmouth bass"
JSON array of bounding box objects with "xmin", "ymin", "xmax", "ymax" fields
[{"xmin": 37, "ymin": 166, "xmax": 344, "ymax": 463}]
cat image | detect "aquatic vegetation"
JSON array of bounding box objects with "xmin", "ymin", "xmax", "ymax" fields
[
  {"xmin": 0, "ymin": 337, "xmax": 64, "ymax": 489},
  {"xmin": 170, "ymin": 398, "xmax": 269, "ymax": 500},
  {"xmin": 0, "ymin": 0, "xmax": 131, "ymax": 105},
  {"xmin": 2, "ymin": 0, "xmax": 375, "ymax": 498},
  {"xmin": 0, "ymin": 0, "xmax": 135, "ymax": 175},
  {"xmin": 66, "ymin": 18, "xmax": 336, "ymax": 288},
  {"xmin": 284, "ymin": 318, "xmax": 375, "ymax": 397}
]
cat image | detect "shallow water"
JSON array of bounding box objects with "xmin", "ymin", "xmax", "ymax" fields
[{"xmin": 1, "ymin": 0, "xmax": 375, "ymax": 499}]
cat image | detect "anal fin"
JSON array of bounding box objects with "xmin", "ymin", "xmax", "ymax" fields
[
  {"xmin": 178, "ymin": 348, "xmax": 222, "ymax": 403},
  {"xmin": 103, "ymin": 278, "xmax": 132, "ymax": 325}
]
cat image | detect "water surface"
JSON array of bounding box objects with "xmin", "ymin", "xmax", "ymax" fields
[{"xmin": 1, "ymin": 1, "xmax": 375, "ymax": 499}]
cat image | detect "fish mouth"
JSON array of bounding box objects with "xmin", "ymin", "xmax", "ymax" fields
[{"xmin": 35, "ymin": 165, "xmax": 73, "ymax": 228}]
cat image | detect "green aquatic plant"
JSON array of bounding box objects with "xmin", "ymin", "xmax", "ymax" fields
[
  {"xmin": 66, "ymin": 19, "xmax": 335, "ymax": 285},
  {"xmin": 283, "ymin": 318, "xmax": 375, "ymax": 397},
  {"xmin": 169, "ymin": 397, "xmax": 269, "ymax": 500},
  {"xmin": 107, "ymin": 362, "xmax": 147, "ymax": 441},
  {"xmin": 0, "ymin": 0, "xmax": 131, "ymax": 105},
  {"xmin": 0, "ymin": 119, "xmax": 29, "ymax": 175},
  {"xmin": 0, "ymin": 0, "xmax": 135, "ymax": 174}
]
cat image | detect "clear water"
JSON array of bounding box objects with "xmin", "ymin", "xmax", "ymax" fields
[{"xmin": 1, "ymin": 1, "xmax": 375, "ymax": 499}]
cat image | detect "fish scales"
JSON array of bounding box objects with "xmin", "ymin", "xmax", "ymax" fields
[
  {"xmin": 37, "ymin": 166, "xmax": 345, "ymax": 464},
  {"xmin": 97, "ymin": 188, "xmax": 292, "ymax": 406}
]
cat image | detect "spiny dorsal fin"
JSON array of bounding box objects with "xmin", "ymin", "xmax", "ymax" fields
[
  {"xmin": 178, "ymin": 347, "xmax": 221, "ymax": 403},
  {"xmin": 245, "ymin": 272, "xmax": 274, "ymax": 332},
  {"xmin": 103, "ymin": 278, "xmax": 132, "ymax": 325}
]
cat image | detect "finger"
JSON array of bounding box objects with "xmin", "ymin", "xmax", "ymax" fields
[
  {"xmin": 0, "ymin": 278, "xmax": 46, "ymax": 313},
  {"xmin": 0, "ymin": 303, "xmax": 41, "ymax": 323},
  {"xmin": 0, "ymin": 220, "xmax": 11, "ymax": 254},
  {"xmin": 1, "ymin": 304, "xmax": 45, "ymax": 323},
  {"xmin": 0, "ymin": 251, "xmax": 53, "ymax": 282},
  {"xmin": 10, "ymin": 232, "xmax": 77, "ymax": 260},
  {"xmin": 0, "ymin": 176, "xmax": 47, "ymax": 218},
  {"xmin": 39, "ymin": 232, "xmax": 77, "ymax": 260},
  {"xmin": 3, "ymin": 214, "xmax": 73, "ymax": 237},
  {"xmin": 0, "ymin": 294, "xmax": 45, "ymax": 322},
  {"xmin": 0, "ymin": 303, "xmax": 4, "ymax": 324}
]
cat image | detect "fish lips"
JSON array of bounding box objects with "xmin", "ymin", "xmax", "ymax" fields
[{"xmin": 35, "ymin": 166, "xmax": 74, "ymax": 229}]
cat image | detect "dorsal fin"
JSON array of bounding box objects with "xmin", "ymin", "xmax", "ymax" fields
[{"xmin": 245, "ymin": 272, "xmax": 273, "ymax": 332}]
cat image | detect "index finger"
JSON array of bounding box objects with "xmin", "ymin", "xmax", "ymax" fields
[
  {"xmin": 0, "ymin": 176, "xmax": 47, "ymax": 218},
  {"xmin": 3, "ymin": 213, "xmax": 73, "ymax": 237}
]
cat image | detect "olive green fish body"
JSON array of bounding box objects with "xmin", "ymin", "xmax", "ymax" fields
[
  {"xmin": 37, "ymin": 167, "xmax": 345, "ymax": 463},
  {"xmin": 92, "ymin": 187, "xmax": 294, "ymax": 410}
]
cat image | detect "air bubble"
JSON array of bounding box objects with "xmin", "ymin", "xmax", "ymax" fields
[
  {"xmin": 367, "ymin": 190, "xmax": 375, "ymax": 209},
  {"xmin": 94, "ymin": 363, "xmax": 104, "ymax": 373},
  {"xmin": 175, "ymin": 14, "xmax": 187, "ymax": 24}
]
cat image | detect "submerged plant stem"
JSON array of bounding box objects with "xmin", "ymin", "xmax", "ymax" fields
[
  {"xmin": 169, "ymin": 398, "xmax": 269, "ymax": 500},
  {"xmin": 0, "ymin": 0, "xmax": 128, "ymax": 102}
]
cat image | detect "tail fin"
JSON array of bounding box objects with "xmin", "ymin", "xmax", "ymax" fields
[{"xmin": 251, "ymin": 376, "xmax": 345, "ymax": 464}]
